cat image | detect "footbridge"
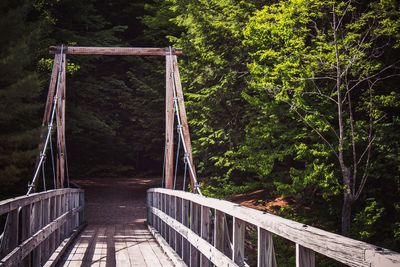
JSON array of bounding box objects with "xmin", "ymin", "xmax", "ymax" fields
[{"xmin": 0, "ymin": 46, "xmax": 399, "ymax": 267}]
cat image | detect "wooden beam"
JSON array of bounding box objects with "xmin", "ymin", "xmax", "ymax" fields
[
  {"xmin": 148, "ymin": 188, "xmax": 400, "ymax": 267},
  {"xmin": 49, "ymin": 46, "xmax": 183, "ymax": 56},
  {"xmin": 56, "ymin": 55, "xmax": 66, "ymax": 189},
  {"xmin": 164, "ymin": 55, "xmax": 174, "ymax": 189},
  {"xmin": 171, "ymin": 55, "xmax": 198, "ymax": 192},
  {"xmin": 150, "ymin": 206, "xmax": 238, "ymax": 267}
]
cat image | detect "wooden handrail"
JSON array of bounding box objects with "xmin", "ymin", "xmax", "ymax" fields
[
  {"xmin": 147, "ymin": 188, "xmax": 400, "ymax": 267},
  {"xmin": 0, "ymin": 189, "xmax": 85, "ymax": 266}
]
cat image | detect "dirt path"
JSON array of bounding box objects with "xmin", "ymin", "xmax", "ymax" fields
[{"xmin": 74, "ymin": 177, "xmax": 162, "ymax": 225}]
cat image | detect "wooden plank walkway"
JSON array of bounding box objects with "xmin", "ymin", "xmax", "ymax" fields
[{"xmin": 57, "ymin": 177, "xmax": 173, "ymax": 267}]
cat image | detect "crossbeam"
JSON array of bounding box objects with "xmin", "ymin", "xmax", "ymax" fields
[{"xmin": 49, "ymin": 46, "xmax": 183, "ymax": 56}]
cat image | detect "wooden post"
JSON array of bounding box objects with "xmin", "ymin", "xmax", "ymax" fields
[
  {"xmin": 169, "ymin": 195, "xmax": 176, "ymax": 249},
  {"xmin": 182, "ymin": 199, "xmax": 190, "ymax": 265},
  {"xmin": 214, "ymin": 211, "xmax": 232, "ymax": 258},
  {"xmin": 175, "ymin": 197, "xmax": 182, "ymax": 257},
  {"xmin": 296, "ymin": 244, "xmax": 315, "ymax": 267},
  {"xmin": 0, "ymin": 209, "xmax": 19, "ymax": 258},
  {"xmin": 233, "ymin": 217, "xmax": 245, "ymax": 266},
  {"xmin": 190, "ymin": 202, "xmax": 200, "ymax": 267},
  {"xmin": 258, "ymin": 227, "xmax": 277, "ymax": 267},
  {"xmin": 56, "ymin": 53, "xmax": 66, "ymax": 188},
  {"xmin": 171, "ymin": 56, "xmax": 197, "ymax": 192},
  {"xmin": 165, "ymin": 55, "xmax": 174, "ymax": 189},
  {"xmin": 200, "ymin": 206, "xmax": 212, "ymax": 267}
]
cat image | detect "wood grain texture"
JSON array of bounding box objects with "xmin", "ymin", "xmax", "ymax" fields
[
  {"xmin": 171, "ymin": 55, "xmax": 197, "ymax": 191},
  {"xmin": 296, "ymin": 244, "xmax": 315, "ymax": 267},
  {"xmin": 164, "ymin": 55, "xmax": 174, "ymax": 189},
  {"xmin": 257, "ymin": 227, "xmax": 277, "ymax": 267},
  {"xmin": 49, "ymin": 46, "xmax": 183, "ymax": 56},
  {"xmin": 233, "ymin": 217, "xmax": 245, "ymax": 266},
  {"xmin": 150, "ymin": 206, "xmax": 238, "ymax": 267},
  {"xmin": 147, "ymin": 188, "xmax": 400, "ymax": 267}
]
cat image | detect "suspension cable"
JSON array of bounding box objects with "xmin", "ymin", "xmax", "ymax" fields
[
  {"xmin": 173, "ymin": 124, "xmax": 182, "ymax": 190},
  {"xmin": 27, "ymin": 45, "xmax": 64, "ymax": 195},
  {"xmin": 65, "ymin": 140, "xmax": 70, "ymax": 187},
  {"xmin": 162, "ymin": 146, "xmax": 166, "ymax": 188},
  {"xmin": 49, "ymin": 133, "xmax": 56, "ymax": 188},
  {"xmin": 183, "ymin": 153, "xmax": 188, "ymax": 191},
  {"xmin": 168, "ymin": 46, "xmax": 202, "ymax": 195},
  {"xmin": 41, "ymin": 154, "xmax": 46, "ymax": 191}
]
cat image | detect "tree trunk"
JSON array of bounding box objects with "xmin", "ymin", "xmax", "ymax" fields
[{"xmin": 341, "ymin": 191, "xmax": 352, "ymax": 235}]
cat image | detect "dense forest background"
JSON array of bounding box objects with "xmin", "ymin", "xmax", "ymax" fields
[{"xmin": 1, "ymin": 0, "xmax": 399, "ymax": 259}]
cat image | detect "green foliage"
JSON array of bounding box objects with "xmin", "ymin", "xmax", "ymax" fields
[
  {"xmin": 353, "ymin": 198, "xmax": 385, "ymax": 240},
  {"xmin": 0, "ymin": 0, "xmax": 43, "ymax": 196}
]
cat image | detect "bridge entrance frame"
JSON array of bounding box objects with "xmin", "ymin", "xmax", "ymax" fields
[{"xmin": 43, "ymin": 46, "xmax": 198, "ymax": 192}]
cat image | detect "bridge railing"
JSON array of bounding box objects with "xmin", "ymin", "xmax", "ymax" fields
[
  {"xmin": 0, "ymin": 189, "xmax": 84, "ymax": 267},
  {"xmin": 147, "ymin": 188, "xmax": 400, "ymax": 267}
]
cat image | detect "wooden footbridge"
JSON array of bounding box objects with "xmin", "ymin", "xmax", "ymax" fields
[{"xmin": 1, "ymin": 46, "xmax": 400, "ymax": 267}]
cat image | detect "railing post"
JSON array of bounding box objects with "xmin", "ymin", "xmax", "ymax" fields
[
  {"xmin": 296, "ymin": 244, "xmax": 315, "ymax": 267},
  {"xmin": 190, "ymin": 202, "xmax": 200, "ymax": 267},
  {"xmin": 169, "ymin": 195, "xmax": 176, "ymax": 249},
  {"xmin": 233, "ymin": 217, "xmax": 245, "ymax": 266},
  {"xmin": 175, "ymin": 196, "xmax": 182, "ymax": 257},
  {"xmin": 32, "ymin": 200, "xmax": 43, "ymax": 266},
  {"xmin": 0, "ymin": 209, "xmax": 19, "ymax": 259},
  {"xmin": 200, "ymin": 206, "xmax": 212, "ymax": 267},
  {"xmin": 147, "ymin": 191, "xmax": 152, "ymax": 226},
  {"xmin": 258, "ymin": 227, "xmax": 277, "ymax": 267},
  {"xmin": 182, "ymin": 199, "xmax": 190, "ymax": 264}
]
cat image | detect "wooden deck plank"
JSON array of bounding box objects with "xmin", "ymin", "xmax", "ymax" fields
[{"xmin": 54, "ymin": 177, "xmax": 173, "ymax": 267}]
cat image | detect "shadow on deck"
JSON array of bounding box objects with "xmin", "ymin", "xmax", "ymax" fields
[{"xmin": 57, "ymin": 177, "xmax": 173, "ymax": 267}]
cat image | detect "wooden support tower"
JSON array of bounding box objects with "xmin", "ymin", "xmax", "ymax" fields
[{"xmin": 44, "ymin": 45, "xmax": 196, "ymax": 191}]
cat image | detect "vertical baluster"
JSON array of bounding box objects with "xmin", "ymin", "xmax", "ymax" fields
[
  {"xmin": 233, "ymin": 217, "xmax": 245, "ymax": 266},
  {"xmin": 182, "ymin": 199, "xmax": 190, "ymax": 265},
  {"xmin": 258, "ymin": 227, "xmax": 277, "ymax": 267},
  {"xmin": 296, "ymin": 244, "xmax": 315, "ymax": 267},
  {"xmin": 0, "ymin": 209, "xmax": 19, "ymax": 259},
  {"xmin": 200, "ymin": 206, "xmax": 212, "ymax": 266},
  {"xmin": 175, "ymin": 196, "xmax": 182, "ymax": 257},
  {"xmin": 49, "ymin": 196, "xmax": 55, "ymax": 254},
  {"xmin": 190, "ymin": 202, "xmax": 200, "ymax": 267},
  {"xmin": 169, "ymin": 195, "xmax": 176, "ymax": 249},
  {"xmin": 32, "ymin": 200, "xmax": 43, "ymax": 266}
]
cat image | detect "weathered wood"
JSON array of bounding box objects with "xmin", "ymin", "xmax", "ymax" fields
[
  {"xmin": 174, "ymin": 196, "xmax": 182, "ymax": 258},
  {"xmin": 43, "ymin": 54, "xmax": 61, "ymax": 125},
  {"xmin": 0, "ymin": 188, "xmax": 82, "ymax": 217},
  {"xmin": 49, "ymin": 46, "xmax": 183, "ymax": 56},
  {"xmin": 147, "ymin": 225, "xmax": 186, "ymax": 267},
  {"xmin": 148, "ymin": 188, "xmax": 400, "ymax": 267},
  {"xmin": 0, "ymin": 209, "xmax": 19, "ymax": 258},
  {"xmin": 56, "ymin": 54, "xmax": 66, "ymax": 189},
  {"xmin": 171, "ymin": 55, "xmax": 197, "ymax": 191},
  {"xmin": 0, "ymin": 206, "xmax": 82, "ymax": 266},
  {"xmin": 233, "ymin": 217, "xmax": 245, "ymax": 266},
  {"xmin": 296, "ymin": 244, "xmax": 315, "ymax": 267},
  {"xmin": 169, "ymin": 195, "xmax": 176, "ymax": 249},
  {"xmin": 181, "ymin": 199, "xmax": 190, "ymax": 265},
  {"xmin": 190, "ymin": 202, "xmax": 200, "ymax": 267},
  {"xmin": 258, "ymin": 227, "xmax": 276, "ymax": 267},
  {"xmin": 150, "ymin": 206, "xmax": 238, "ymax": 267},
  {"xmin": 164, "ymin": 55, "xmax": 174, "ymax": 189},
  {"xmin": 200, "ymin": 206, "xmax": 212, "ymax": 267},
  {"xmin": 43, "ymin": 223, "xmax": 86, "ymax": 267}
]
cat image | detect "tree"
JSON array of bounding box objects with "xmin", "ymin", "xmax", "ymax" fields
[
  {"xmin": 0, "ymin": 0, "xmax": 44, "ymax": 197},
  {"xmin": 244, "ymin": 0, "xmax": 400, "ymax": 234}
]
